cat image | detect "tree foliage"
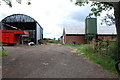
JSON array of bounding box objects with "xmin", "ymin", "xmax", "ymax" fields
[
  {"xmin": 75, "ymin": 1, "xmax": 115, "ymax": 26},
  {"xmin": 75, "ymin": 1, "xmax": 120, "ymax": 59},
  {"xmin": 1, "ymin": 0, "xmax": 31, "ymax": 7}
]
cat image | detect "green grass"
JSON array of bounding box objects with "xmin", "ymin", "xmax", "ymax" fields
[
  {"xmin": 0, "ymin": 50, "xmax": 11, "ymax": 56},
  {"xmin": 64, "ymin": 44, "xmax": 82, "ymax": 47},
  {"xmin": 64, "ymin": 44, "xmax": 76, "ymax": 46},
  {"xmin": 46, "ymin": 40, "xmax": 62, "ymax": 44},
  {"xmin": 64, "ymin": 44, "xmax": 117, "ymax": 74}
]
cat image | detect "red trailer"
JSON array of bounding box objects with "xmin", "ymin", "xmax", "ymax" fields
[{"xmin": 0, "ymin": 30, "xmax": 29, "ymax": 45}]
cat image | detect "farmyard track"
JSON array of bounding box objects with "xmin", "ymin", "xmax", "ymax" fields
[{"xmin": 2, "ymin": 44, "xmax": 118, "ymax": 78}]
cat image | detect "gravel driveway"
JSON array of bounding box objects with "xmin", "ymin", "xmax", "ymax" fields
[{"xmin": 2, "ymin": 44, "xmax": 118, "ymax": 78}]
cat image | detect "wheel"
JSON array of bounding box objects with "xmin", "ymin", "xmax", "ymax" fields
[{"xmin": 115, "ymin": 60, "xmax": 120, "ymax": 74}]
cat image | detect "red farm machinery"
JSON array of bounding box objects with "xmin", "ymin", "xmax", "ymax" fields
[{"xmin": 0, "ymin": 30, "xmax": 29, "ymax": 46}]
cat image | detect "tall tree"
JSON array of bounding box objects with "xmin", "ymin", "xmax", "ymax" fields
[{"xmin": 75, "ymin": 1, "xmax": 120, "ymax": 58}]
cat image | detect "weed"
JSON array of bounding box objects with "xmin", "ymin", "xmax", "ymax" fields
[{"xmin": 0, "ymin": 50, "xmax": 11, "ymax": 56}]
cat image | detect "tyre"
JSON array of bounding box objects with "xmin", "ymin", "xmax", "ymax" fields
[
  {"xmin": 115, "ymin": 60, "xmax": 120, "ymax": 74},
  {"xmin": 8, "ymin": 43, "xmax": 15, "ymax": 46}
]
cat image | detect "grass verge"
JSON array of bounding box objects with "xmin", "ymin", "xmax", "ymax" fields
[
  {"xmin": 64, "ymin": 44, "xmax": 117, "ymax": 74},
  {"xmin": 45, "ymin": 40, "xmax": 62, "ymax": 44},
  {"xmin": 0, "ymin": 50, "xmax": 11, "ymax": 56}
]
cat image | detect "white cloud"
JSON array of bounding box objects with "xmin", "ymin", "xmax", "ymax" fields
[{"xmin": 0, "ymin": 0, "xmax": 114, "ymax": 39}]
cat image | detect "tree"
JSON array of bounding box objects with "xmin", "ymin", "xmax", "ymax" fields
[
  {"xmin": 1, "ymin": 0, "xmax": 31, "ymax": 7},
  {"xmin": 75, "ymin": 1, "xmax": 120, "ymax": 58}
]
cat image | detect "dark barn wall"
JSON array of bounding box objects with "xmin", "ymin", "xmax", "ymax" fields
[{"xmin": 3, "ymin": 22, "xmax": 36, "ymax": 30}]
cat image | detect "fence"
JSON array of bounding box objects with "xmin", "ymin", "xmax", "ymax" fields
[{"xmin": 91, "ymin": 39, "xmax": 118, "ymax": 58}]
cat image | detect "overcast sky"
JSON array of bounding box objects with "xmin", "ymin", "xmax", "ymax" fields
[{"xmin": 0, "ymin": 0, "xmax": 115, "ymax": 39}]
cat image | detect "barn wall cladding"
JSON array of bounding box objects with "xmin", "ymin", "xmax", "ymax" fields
[{"xmin": 1, "ymin": 14, "xmax": 43, "ymax": 44}]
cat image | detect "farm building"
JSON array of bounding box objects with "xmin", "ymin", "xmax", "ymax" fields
[
  {"xmin": 1, "ymin": 14, "xmax": 43, "ymax": 44},
  {"xmin": 61, "ymin": 26, "xmax": 117, "ymax": 44},
  {"xmin": 97, "ymin": 26, "xmax": 117, "ymax": 40},
  {"xmin": 61, "ymin": 26, "xmax": 86, "ymax": 44}
]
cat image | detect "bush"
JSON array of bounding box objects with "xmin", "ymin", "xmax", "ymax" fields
[
  {"xmin": 86, "ymin": 44, "xmax": 94, "ymax": 53},
  {"xmin": 93, "ymin": 41, "xmax": 118, "ymax": 60},
  {"xmin": 108, "ymin": 42, "xmax": 118, "ymax": 60}
]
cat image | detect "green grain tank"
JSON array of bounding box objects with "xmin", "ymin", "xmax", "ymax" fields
[{"xmin": 85, "ymin": 18, "xmax": 97, "ymax": 40}]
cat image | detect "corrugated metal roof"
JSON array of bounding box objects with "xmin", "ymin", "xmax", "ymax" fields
[
  {"xmin": 64, "ymin": 26, "xmax": 117, "ymax": 35},
  {"xmin": 65, "ymin": 26, "xmax": 85, "ymax": 34},
  {"xmin": 98, "ymin": 26, "xmax": 117, "ymax": 35}
]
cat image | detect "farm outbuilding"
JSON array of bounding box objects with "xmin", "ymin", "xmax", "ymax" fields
[
  {"xmin": 1, "ymin": 14, "xmax": 43, "ymax": 44},
  {"xmin": 97, "ymin": 26, "xmax": 117, "ymax": 40},
  {"xmin": 61, "ymin": 26, "xmax": 86, "ymax": 44},
  {"xmin": 61, "ymin": 26, "xmax": 117, "ymax": 44}
]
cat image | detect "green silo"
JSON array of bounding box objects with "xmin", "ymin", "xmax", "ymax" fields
[{"xmin": 85, "ymin": 18, "xmax": 97, "ymax": 40}]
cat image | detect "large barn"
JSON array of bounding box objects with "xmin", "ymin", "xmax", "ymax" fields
[
  {"xmin": 61, "ymin": 26, "xmax": 86, "ymax": 44},
  {"xmin": 61, "ymin": 26, "xmax": 117, "ymax": 44},
  {"xmin": 1, "ymin": 14, "xmax": 43, "ymax": 44}
]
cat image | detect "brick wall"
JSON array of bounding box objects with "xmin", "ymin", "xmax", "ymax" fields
[
  {"xmin": 63, "ymin": 35, "xmax": 117, "ymax": 44},
  {"xmin": 98, "ymin": 35, "xmax": 117, "ymax": 40},
  {"xmin": 64, "ymin": 35, "xmax": 87, "ymax": 44}
]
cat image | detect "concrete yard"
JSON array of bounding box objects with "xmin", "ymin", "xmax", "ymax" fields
[{"xmin": 2, "ymin": 44, "xmax": 118, "ymax": 78}]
